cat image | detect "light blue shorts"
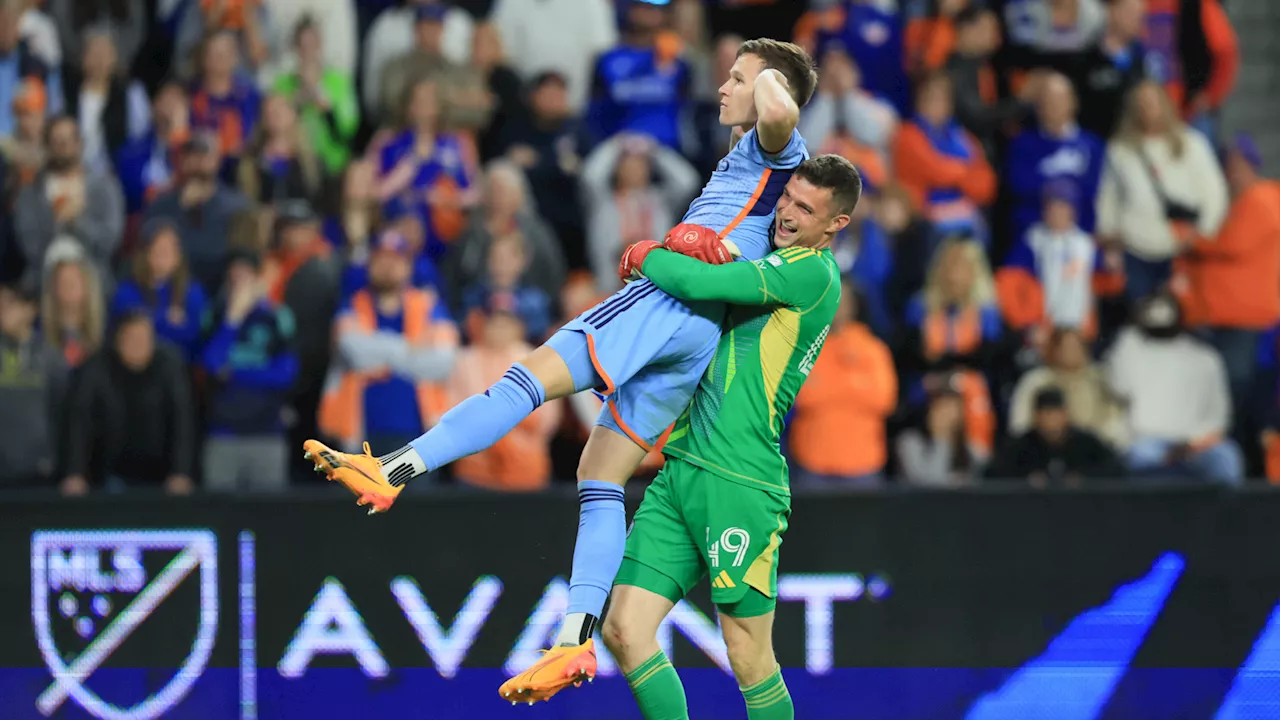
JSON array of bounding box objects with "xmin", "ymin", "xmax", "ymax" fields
[{"xmin": 547, "ymin": 280, "xmax": 722, "ymax": 448}]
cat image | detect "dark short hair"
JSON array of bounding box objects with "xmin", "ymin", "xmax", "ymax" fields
[
  {"xmin": 737, "ymin": 38, "xmax": 818, "ymax": 107},
  {"xmin": 794, "ymin": 154, "xmax": 863, "ymax": 217},
  {"xmin": 112, "ymin": 306, "xmax": 153, "ymax": 337},
  {"xmin": 44, "ymin": 114, "xmax": 79, "ymax": 145}
]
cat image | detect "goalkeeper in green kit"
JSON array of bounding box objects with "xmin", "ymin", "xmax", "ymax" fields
[{"xmin": 605, "ymin": 154, "xmax": 863, "ymax": 720}]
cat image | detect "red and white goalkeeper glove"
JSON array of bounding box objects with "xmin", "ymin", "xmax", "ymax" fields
[
  {"xmin": 662, "ymin": 223, "xmax": 737, "ymax": 265},
  {"xmin": 618, "ymin": 239, "xmax": 662, "ymax": 283}
]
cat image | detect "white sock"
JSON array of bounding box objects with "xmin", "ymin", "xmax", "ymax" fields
[
  {"xmin": 555, "ymin": 612, "xmax": 596, "ymax": 647},
  {"xmin": 377, "ymin": 446, "xmax": 428, "ymax": 486}
]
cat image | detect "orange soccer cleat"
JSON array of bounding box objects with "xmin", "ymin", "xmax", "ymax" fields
[
  {"xmin": 302, "ymin": 440, "xmax": 402, "ymax": 514},
  {"xmin": 498, "ymin": 639, "xmax": 597, "ymax": 705}
]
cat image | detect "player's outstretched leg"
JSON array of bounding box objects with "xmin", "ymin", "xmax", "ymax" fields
[
  {"xmin": 602, "ymin": 584, "xmax": 689, "ymax": 720},
  {"xmin": 720, "ymin": 605, "xmax": 793, "ymax": 719},
  {"xmin": 305, "ymin": 344, "xmax": 581, "ymax": 512},
  {"xmin": 497, "ymin": 426, "xmax": 649, "ymax": 702}
]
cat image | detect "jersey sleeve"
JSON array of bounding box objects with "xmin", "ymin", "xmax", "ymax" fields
[
  {"xmin": 641, "ymin": 247, "xmax": 837, "ymax": 310},
  {"xmin": 738, "ymin": 127, "xmax": 808, "ymax": 170}
]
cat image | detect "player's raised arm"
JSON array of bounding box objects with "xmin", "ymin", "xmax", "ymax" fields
[
  {"xmin": 719, "ymin": 40, "xmax": 815, "ymax": 154},
  {"xmin": 640, "ymin": 247, "xmax": 835, "ymax": 308},
  {"xmin": 753, "ymin": 68, "xmax": 799, "ymax": 154}
]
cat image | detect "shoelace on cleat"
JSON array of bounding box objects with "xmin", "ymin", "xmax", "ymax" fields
[{"xmin": 360, "ymin": 441, "xmax": 384, "ymax": 469}]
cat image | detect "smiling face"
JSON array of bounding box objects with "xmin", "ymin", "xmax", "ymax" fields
[
  {"xmin": 717, "ymin": 52, "xmax": 766, "ymax": 128},
  {"xmin": 772, "ymin": 176, "xmax": 849, "ymax": 249}
]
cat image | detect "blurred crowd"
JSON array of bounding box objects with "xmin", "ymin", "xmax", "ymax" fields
[{"xmin": 0, "ymin": 0, "xmax": 1274, "ymax": 497}]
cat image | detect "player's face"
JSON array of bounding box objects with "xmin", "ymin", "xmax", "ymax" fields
[
  {"xmin": 773, "ymin": 177, "xmax": 850, "ymax": 249},
  {"xmin": 718, "ymin": 53, "xmax": 766, "ymax": 127}
]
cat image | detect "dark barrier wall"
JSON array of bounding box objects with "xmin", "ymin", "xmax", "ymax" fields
[{"xmin": 3, "ymin": 488, "xmax": 1280, "ymax": 720}]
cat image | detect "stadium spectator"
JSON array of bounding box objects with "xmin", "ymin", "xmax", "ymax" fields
[
  {"xmin": 262, "ymin": 0, "xmax": 356, "ymax": 79},
  {"xmin": 378, "ymin": 4, "xmax": 463, "ymax": 129},
  {"xmin": 444, "ymin": 161, "xmax": 564, "ymax": 317},
  {"xmin": 189, "ymin": 30, "xmax": 261, "ymax": 173},
  {"xmin": 670, "ymin": 0, "xmax": 712, "ymax": 103},
  {"xmin": 902, "ymin": 0, "xmax": 968, "ymax": 78},
  {"xmin": 18, "ymin": 0, "xmax": 60, "ymax": 69},
  {"xmin": 1008, "ymin": 328, "xmax": 1128, "ymax": 449},
  {"xmin": 1004, "ymin": 73, "xmax": 1104, "ymax": 242},
  {"xmin": 200, "ymin": 247, "xmax": 298, "ymax": 492},
  {"xmin": 795, "ymin": 0, "xmax": 910, "ymax": 113},
  {"xmin": 111, "ymin": 218, "xmax": 208, "ymax": 363},
  {"xmin": 498, "ymin": 71, "xmax": 586, "ymax": 265},
  {"xmin": 1, "ymin": 76, "xmax": 47, "ymax": 194},
  {"xmin": 897, "ymin": 379, "xmax": 989, "ymax": 487},
  {"xmin": 1001, "ymin": 0, "xmax": 1106, "ymax": 73},
  {"xmin": 1097, "ymin": 79, "xmax": 1228, "ymax": 302},
  {"xmin": 236, "ymin": 94, "xmax": 323, "ymax": 208},
  {"xmin": 461, "ymin": 233, "xmax": 552, "ymax": 343},
  {"xmin": 1106, "ymin": 291, "xmax": 1242, "ymax": 484},
  {"xmin": 342, "ymin": 200, "xmax": 445, "ymax": 302},
  {"xmin": 490, "ymin": 0, "xmax": 618, "ymax": 111},
  {"xmin": 448, "ymin": 305, "xmax": 562, "ymax": 491},
  {"xmin": 988, "ymin": 385, "xmax": 1122, "ymax": 486},
  {"xmin": 587, "ymin": 0, "xmax": 690, "ymax": 149},
  {"xmin": 467, "ymin": 22, "xmax": 522, "ymax": 162},
  {"xmin": 375, "ymin": 78, "xmax": 471, "ymax": 260},
  {"xmin": 901, "ymin": 237, "xmax": 1003, "ymax": 378},
  {"xmin": 0, "ymin": 279, "xmax": 66, "ymax": 487},
  {"xmin": 879, "ymin": 181, "xmax": 938, "ymax": 323},
  {"xmin": 0, "ymin": 0, "xmax": 60, "ymax": 140},
  {"xmin": 39, "ymin": 251, "xmax": 102, "ymax": 367},
  {"xmin": 798, "ymin": 47, "xmax": 897, "ymax": 189},
  {"xmin": 61, "ymin": 308, "xmax": 195, "ymax": 495},
  {"xmin": 319, "ymin": 229, "xmax": 458, "ymax": 456},
  {"xmin": 174, "ymin": 0, "xmax": 274, "ymax": 77},
  {"xmin": 947, "ymin": 7, "xmax": 1033, "ymax": 160},
  {"xmin": 790, "ymin": 283, "xmax": 897, "ymax": 487},
  {"xmin": 144, "ymin": 131, "xmax": 251, "ymax": 293},
  {"xmin": 272, "ymin": 14, "xmax": 359, "ymax": 177},
  {"xmin": 831, "ymin": 187, "xmax": 893, "ymax": 336},
  {"xmin": 1172, "ymin": 134, "xmax": 1280, "ymax": 446},
  {"xmin": 893, "ymin": 73, "xmax": 996, "ymax": 244},
  {"xmin": 581, "ymin": 132, "xmax": 700, "ymax": 293},
  {"xmin": 15, "ymin": 115, "xmax": 124, "ymax": 291},
  {"xmin": 47, "ymin": 0, "xmax": 143, "ymax": 72},
  {"xmin": 114, "ymin": 78, "xmax": 188, "ymax": 214},
  {"xmin": 1053, "ymin": 0, "xmax": 1149, "ymax": 139},
  {"xmin": 997, "ymin": 180, "xmax": 1122, "ymax": 347},
  {"xmin": 362, "ymin": 0, "xmax": 474, "ymax": 116},
  {"xmin": 1143, "ymin": 0, "xmax": 1238, "ymax": 135},
  {"xmin": 333, "ymin": 159, "xmax": 378, "ymax": 251},
  {"xmin": 900, "ymin": 238, "xmax": 1000, "ymax": 454},
  {"xmin": 61, "ymin": 29, "xmax": 149, "ymax": 175}
]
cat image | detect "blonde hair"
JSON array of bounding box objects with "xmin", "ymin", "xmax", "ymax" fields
[
  {"xmin": 923, "ymin": 237, "xmax": 995, "ymax": 312},
  {"xmin": 238, "ymin": 94, "xmax": 322, "ymax": 204},
  {"xmin": 42, "ymin": 256, "xmax": 105, "ymax": 356},
  {"xmin": 1114, "ymin": 79, "xmax": 1186, "ymax": 158}
]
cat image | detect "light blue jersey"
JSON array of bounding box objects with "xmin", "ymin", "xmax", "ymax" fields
[
  {"xmin": 550, "ymin": 128, "xmax": 808, "ymax": 448},
  {"xmin": 684, "ymin": 128, "xmax": 810, "ymax": 261}
]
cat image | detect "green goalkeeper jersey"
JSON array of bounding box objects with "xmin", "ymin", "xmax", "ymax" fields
[{"xmin": 639, "ymin": 245, "xmax": 842, "ymax": 496}]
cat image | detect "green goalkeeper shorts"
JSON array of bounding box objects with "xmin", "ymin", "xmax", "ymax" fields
[{"xmin": 615, "ymin": 458, "xmax": 791, "ymax": 618}]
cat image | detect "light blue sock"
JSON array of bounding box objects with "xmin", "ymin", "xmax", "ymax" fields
[
  {"xmin": 557, "ymin": 479, "xmax": 626, "ymax": 645},
  {"xmin": 403, "ymin": 364, "xmax": 545, "ymax": 473}
]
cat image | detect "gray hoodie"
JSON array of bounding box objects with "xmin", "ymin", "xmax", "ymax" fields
[{"xmin": 0, "ymin": 331, "xmax": 68, "ymax": 486}]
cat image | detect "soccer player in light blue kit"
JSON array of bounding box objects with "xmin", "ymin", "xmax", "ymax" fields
[{"xmin": 302, "ymin": 38, "xmax": 818, "ymax": 702}]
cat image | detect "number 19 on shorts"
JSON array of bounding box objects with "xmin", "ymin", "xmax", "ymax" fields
[{"xmin": 707, "ymin": 527, "xmax": 751, "ymax": 568}]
